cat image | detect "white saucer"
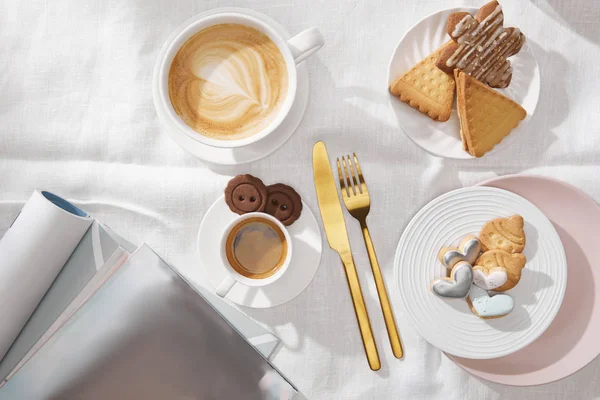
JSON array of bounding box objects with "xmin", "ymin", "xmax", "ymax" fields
[
  {"xmin": 394, "ymin": 187, "xmax": 566, "ymax": 359},
  {"xmin": 152, "ymin": 7, "xmax": 310, "ymax": 166},
  {"xmin": 387, "ymin": 7, "xmax": 540, "ymax": 159},
  {"xmin": 197, "ymin": 196, "xmax": 322, "ymax": 308}
]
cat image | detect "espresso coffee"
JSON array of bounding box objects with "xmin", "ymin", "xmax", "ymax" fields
[
  {"xmin": 225, "ymin": 217, "xmax": 288, "ymax": 279},
  {"xmin": 168, "ymin": 23, "xmax": 289, "ymax": 141}
]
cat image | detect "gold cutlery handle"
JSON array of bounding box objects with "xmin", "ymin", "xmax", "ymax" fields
[
  {"xmin": 360, "ymin": 222, "xmax": 403, "ymax": 359},
  {"xmin": 340, "ymin": 252, "xmax": 381, "ymax": 371}
]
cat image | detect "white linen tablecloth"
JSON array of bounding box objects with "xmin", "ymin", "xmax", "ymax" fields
[{"xmin": 2, "ymin": 0, "xmax": 600, "ymax": 399}]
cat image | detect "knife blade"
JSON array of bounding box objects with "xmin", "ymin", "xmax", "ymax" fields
[
  {"xmin": 312, "ymin": 142, "xmax": 353, "ymax": 253},
  {"xmin": 312, "ymin": 141, "xmax": 381, "ymax": 371}
]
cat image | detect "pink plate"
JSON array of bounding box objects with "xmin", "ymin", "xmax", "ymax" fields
[{"xmin": 447, "ymin": 174, "xmax": 600, "ymax": 386}]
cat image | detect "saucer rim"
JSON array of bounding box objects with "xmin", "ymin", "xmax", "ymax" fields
[{"xmin": 196, "ymin": 195, "xmax": 323, "ymax": 308}]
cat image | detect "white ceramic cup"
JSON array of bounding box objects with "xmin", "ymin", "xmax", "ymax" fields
[
  {"xmin": 215, "ymin": 212, "xmax": 293, "ymax": 297},
  {"xmin": 156, "ymin": 11, "xmax": 324, "ymax": 149}
]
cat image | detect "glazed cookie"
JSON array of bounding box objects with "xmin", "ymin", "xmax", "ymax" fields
[
  {"xmin": 472, "ymin": 265, "xmax": 508, "ymax": 290},
  {"xmin": 479, "ymin": 215, "xmax": 526, "ymax": 253},
  {"xmin": 436, "ymin": 1, "xmax": 526, "ymax": 88},
  {"xmin": 467, "ymin": 284, "xmax": 514, "ymax": 319},
  {"xmin": 264, "ymin": 184, "xmax": 302, "ymax": 226},
  {"xmin": 224, "ymin": 174, "xmax": 268, "ymax": 215},
  {"xmin": 475, "ymin": 249, "xmax": 526, "ymax": 292},
  {"xmin": 438, "ymin": 235, "xmax": 482, "ymax": 269},
  {"xmin": 431, "ymin": 261, "xmax": 473, "ymax": 299}
]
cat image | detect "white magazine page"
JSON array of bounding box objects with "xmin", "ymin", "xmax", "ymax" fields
[{"xmin": 0, "ymin": 191, "xmax": 92, "ymax": 362}]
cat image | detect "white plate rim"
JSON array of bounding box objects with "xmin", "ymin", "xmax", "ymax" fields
[
  {"xmin": 386, "ymin": 6, "xmax": 541, "ymax": 160},
  {"xmin": 393, "ymin": 186, "xmax": 567, "ymax": 359},
  {"xmin": 446, "ymin": 174, "xmax": 600, "ymax": 386}
]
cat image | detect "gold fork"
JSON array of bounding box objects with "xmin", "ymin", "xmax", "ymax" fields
[{"xmin": 337, "ymin": 154, "xmax": 403, "ymax": 359}]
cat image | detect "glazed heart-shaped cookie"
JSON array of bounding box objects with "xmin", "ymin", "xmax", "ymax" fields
[
  {"xmin": 438, "ymin": 236, "xmax": 482, "ymax": 269},
  {"xmin": 475, "ymin": 249, "xmax": 526, "ymax": 292},
  {"xmin": 479, "ymin": 215, "xmax": 526, "ymax": 254},
  {"xmin": 472, "ymin": 265, "xmax": 508, "ymax": 290},
  {"xmin": 431, "ymin": 261, "xmax": 473, "ymax": 298},
  {"xmin": 467, "ymin": 284, "xmax": 514, "ymax": 319}
]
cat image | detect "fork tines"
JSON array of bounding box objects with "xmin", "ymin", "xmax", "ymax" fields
[{"xmin": 336, "ymin": 154, "xmax": 367, "ymax": 197}]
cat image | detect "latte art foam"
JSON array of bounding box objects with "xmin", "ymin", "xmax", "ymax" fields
[{"xmin": 168, "ymin": 24, "xmax": 289, "ymax": 140}]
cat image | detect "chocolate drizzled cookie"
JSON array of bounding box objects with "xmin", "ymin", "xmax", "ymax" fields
[{"xmin": 436, "ymin": 1, "xmax": 526, "ymax": 88}]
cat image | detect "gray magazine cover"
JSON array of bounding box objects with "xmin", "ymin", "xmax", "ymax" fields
[
  {"xmin": 0, "ymin": 221, "xmax": 128, "ymax": 383},
  {"xmin": 0, "ymin": 245, "xmax": 297, "ymax": 400},
  {"xmin": 0, "ymin": 221, "xmax": 279, "ymax": 385},
  {"xmin": 101, "ymin": 223, "xmax": 282, "ymax": 359}
]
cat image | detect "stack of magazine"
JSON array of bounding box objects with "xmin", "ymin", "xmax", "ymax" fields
[{"xmin": 0, "ymin": 191, "xmax": 297, "ymax": 399}]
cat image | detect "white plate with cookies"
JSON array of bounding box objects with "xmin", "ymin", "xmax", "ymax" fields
[
  {"xmin": 394, "ymin": 187, "xmax": 566, "ymax": 359},
  {"xmin": 387, "ymin": 3, "xmax": 540, "ymax": 159}
]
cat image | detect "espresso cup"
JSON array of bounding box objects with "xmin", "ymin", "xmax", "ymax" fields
[
  {"xmin": 216, "ymin": 212, "xmax": 292, "ymax": 297},
  {"xmin": 156, "ymin": 11, "xmax": 324, "ymax": 149}
]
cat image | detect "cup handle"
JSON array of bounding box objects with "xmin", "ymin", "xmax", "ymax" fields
[
  {"xmin": 215, "ymin": 275, "xmax": 236, "ymax": 297},
  {"xmin": 287, "ymin": 27, "xmax": 324, "ymax": 65}
]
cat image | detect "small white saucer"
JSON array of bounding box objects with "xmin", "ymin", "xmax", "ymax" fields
[
  {"xmin": 152, "ymin": 7, "xmax": 310, "ymax": 166},
  {"xmin": 197, "ymin": 196, "xmax": 322, "ymax": 308}
]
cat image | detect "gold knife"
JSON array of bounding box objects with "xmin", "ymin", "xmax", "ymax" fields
[{"xmin": 312, "ymin": 141, "xmax": 381, "ymax": 371}]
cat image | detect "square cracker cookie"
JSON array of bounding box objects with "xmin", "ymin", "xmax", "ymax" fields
[{"xmin": 389, "ymin": 41, "xmax": 456, "ymax": 122}]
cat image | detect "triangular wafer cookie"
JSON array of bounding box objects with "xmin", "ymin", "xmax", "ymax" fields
[
  {"xmin": 455, "ymin": 70, "xmax": 526, "ymax": 157},
  {"xmin": 389, "ymin": 42, "xmax": 455, "ymax": 122}
]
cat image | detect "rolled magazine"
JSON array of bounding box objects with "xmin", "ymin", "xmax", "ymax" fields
[{"xmin": 0, "ymin": 191, "xmax": 92, "ymax": 361}]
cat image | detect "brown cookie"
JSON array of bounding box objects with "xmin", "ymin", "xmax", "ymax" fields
[
  {"xmin": 436, "ymin": 0, "xmax": 526, "ymax": 88},
  {"xmin": 479, "ymin": 215, "xmax": 526, "ymax": 253},
  {"xmin": 265, "ymin": 184, "xmax": 302, "ymax": 226},
  {"xmin": 475, "ymin": 249, "xmax": 527, "ymax": 292},
  {"xmin": 389, "ymin": 41, "xmax": 456, "ymax": 122},
  {"xmin": 224, "ymin": 174, "xmax": 268, "ymax": 215}
]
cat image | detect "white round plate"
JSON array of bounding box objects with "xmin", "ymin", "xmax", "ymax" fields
[
  {"xmin": 197, "ymin": 196, "xmax": 322, "ymax": 308},
  {"xmin": 394, "ymin": 187, "xmax": 566, "ymax": 359},
  {"xmin": 387, "ymin": 7, "xmax": 540, "ymax": 159},
  {"xmin": 152, "ymin": 7, "xmax": 309, "ymax": 166}
]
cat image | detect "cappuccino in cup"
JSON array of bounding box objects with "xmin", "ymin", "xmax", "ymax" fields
[
  {"xmin": 155, "ymin": 11, "xmax": 323, "ymax": 151},
  {"xmin": 168, "ymin": 24, "xmax": 289, "ymax": 141}
]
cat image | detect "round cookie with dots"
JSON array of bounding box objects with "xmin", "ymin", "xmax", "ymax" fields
[
  {"xmin": 224, "ymin": 174, "xmax": 268, "ymax": 215},
  {"xmin": 265, "ymin": 184, "xmax": 302, "ymax": 226}
]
